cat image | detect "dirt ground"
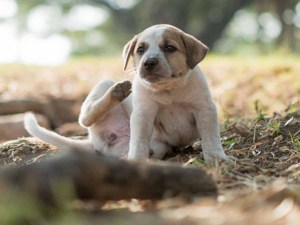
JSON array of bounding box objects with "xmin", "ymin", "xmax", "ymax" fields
[{"xmin": 0, "ymin": 56, "xmax": 300, "ymax": 224}]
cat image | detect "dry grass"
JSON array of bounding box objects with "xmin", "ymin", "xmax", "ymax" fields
[{"xmin": 1, "ymin": 55, "xmax": 299, "ymax": 116}]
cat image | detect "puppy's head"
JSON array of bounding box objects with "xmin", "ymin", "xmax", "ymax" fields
[{"xmin": 123, "ymin": 24, "xmax": 208, "ymax": 84}]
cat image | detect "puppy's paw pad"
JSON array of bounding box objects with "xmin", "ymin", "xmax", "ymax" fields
[{"xmin": 111, "ymin": 80, "xmax": 132, "ymax": 101}]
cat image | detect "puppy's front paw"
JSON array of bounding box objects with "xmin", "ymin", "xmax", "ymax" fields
[
  {"xmin": 203, "ymin": 149, "xmax": 235, "ymax": 166},
  {"xmin": 111, "ymin": 80, "xmax": 132, "ymax": 102}
]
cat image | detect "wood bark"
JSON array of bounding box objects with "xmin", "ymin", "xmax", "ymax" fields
[
  {"xmin": 0, "ymin": 99, "xmax": 44, "ymax": 115},
  {"xmin": 0, "ymin": 98, "xmax": 81, "ymax": 127},
  {"xmin": 0, "ymin": 149, "xmax": 217, "ymax": 206}
]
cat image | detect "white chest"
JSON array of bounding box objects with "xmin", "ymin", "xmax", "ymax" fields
[{"xmin": 153, "ymin": 103, "xmax": 199, "ymax": 146}]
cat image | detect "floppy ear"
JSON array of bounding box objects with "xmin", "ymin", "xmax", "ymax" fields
[
  {"xmin": 181, "ymin": 33, "xmax": 209, "ymax": 69},
  {"xmin": 122, "ymin": 35, "xmax": 138, "ymax": 71}
]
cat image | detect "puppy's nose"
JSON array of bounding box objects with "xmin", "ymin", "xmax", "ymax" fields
[{"xmin": 144, "ymin": 58, "xmax": 158, "ymax": 71}]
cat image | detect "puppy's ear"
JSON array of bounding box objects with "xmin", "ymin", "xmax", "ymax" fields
[
  {"xmin": 181, "ymin": 33, "xmax": 208, "ymax": 69},
  {"xmin": 122, "ymin": 35, "xmax": 138, "ymax": 71}
]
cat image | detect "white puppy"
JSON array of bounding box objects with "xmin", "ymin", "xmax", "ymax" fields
[{"xmin": 24, "ymin": 24, "xmax": 228, "ymax": 164}]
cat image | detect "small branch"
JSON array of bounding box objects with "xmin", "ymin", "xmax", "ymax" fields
[{"xmin": 0, "ymin": 99, "xmax": 44, "ymax": 115}]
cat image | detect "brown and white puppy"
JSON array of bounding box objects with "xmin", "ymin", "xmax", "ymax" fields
[
  {"xmin": 124, "ymin": 24, "xmax": 228, "ymax": 163},
  {"xmin": 24, "ymin": 24, "xmax": 228, "ymax": 164}
]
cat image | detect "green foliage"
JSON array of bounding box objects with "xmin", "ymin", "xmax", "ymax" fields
[
  {"xmin": 0, "ymin": 192, "xmax": 43, "ymax": 225},
  {"xmin": 0, "ymin": 179, "xmax": 82, "ymax": 225},
  {"xmin": 272, "ymin": 120, "xmax": 281, "ymax": 133},
  {"xmin": 223, "ymin": 138, "xmax": 238, "ymax": 150},
  {"xmin": 254, "ymin": 100, "xmax": 267, "ymax": 121},
  {"xmin": 289, "ymin": 132, "xmax": 300, "ymax": 150},
  {"xmin": 192, "ymin": 158, "xmax": 207, "ymax": 168}
]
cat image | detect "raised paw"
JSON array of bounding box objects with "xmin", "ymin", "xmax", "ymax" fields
[{"xmin": 111, "ymin": 80, "xmax": 132, "ymax": 101}]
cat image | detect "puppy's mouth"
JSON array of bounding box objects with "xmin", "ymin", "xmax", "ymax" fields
[
  {"xmin": 142, "ymin": 74, "xmax": 163, "ymax": 83},
  {"xmin": 140, "ymin": 71, "xmax": 178, "ymax": 83}
]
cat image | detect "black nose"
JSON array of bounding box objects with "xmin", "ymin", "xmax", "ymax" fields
[{"xmin": 144, "ymin": 58, "xmax": 158, "ymax": 71}]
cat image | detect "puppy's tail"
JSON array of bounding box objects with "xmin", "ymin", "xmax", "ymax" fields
[{"xmin": 24, "ymin": 112, "xmax": 93, "ymax": 151}]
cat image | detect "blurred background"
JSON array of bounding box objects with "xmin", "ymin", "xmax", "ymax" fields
[
  {"xmin": 1, "ymin": 0, "xmax": 300, "ymax": 64},
  {"xmin": 1, "ymin": 2, "xmax": 300, "ymax": 222},
  {"xmin": 0, "ymin": 0, "xmax": 300, "ymax": 142}
]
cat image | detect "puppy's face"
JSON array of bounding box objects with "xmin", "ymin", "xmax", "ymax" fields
[{"xmin": 123, "ymin": 24, "xmax": 208, "ymax": 84}]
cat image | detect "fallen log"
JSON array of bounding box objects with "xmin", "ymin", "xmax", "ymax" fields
[
  {"xmin": 0, "ymin": 113, "xmax": 50, "ymax": 142},
  {"xmin": 0, "ymin": 99, "xmax": 44, "ymax": 115},
  {"xmin": 0, "ymin": 149, "xmax": 217, "ymax": 206},
  {"xmin": 0, "ymin": 98, "xmax": 81, "ymax": 127}
]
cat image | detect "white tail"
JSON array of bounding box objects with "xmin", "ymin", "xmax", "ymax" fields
[{"xmin": 24, "ymin": 112, "xmax": 93, "ymax": 151}]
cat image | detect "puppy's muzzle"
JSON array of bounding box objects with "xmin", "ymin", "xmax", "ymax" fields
[{"xmin": 144, "ymin": 58, "xmax": 159, "ymax": 71}]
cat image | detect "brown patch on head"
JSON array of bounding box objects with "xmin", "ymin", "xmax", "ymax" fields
[
  {"xmin": 160, "ymin": 28, "xmax": 190, "ymax": 77},
  {"xmin": 132, "ymin": 41, "xmax": 149, "ymax": 70},
  {"xmin": 122, "ymin": 35, "xmax": 138, "ymax": 71},
  {"xmin": 161, "ymin": 26, "xmax": 208, "ymax": 70}
]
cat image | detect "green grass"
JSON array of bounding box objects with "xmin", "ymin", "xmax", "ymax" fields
[{"xmin": 289, "ymin": 132, "xmax": 300, "ymax": 150}]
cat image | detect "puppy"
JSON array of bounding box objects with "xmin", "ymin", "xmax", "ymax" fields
[
  {"xmin": 25, "ymin": 24, "xmax": 228, "ymax": 164},
  {"xmin": 125, "ymin": 24, "xmax": 228, "ymax": 163}
]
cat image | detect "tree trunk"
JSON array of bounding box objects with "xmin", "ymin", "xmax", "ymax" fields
[{"xmin": 197, "ymin": 0, "xmax": 252, "ymax": 48}]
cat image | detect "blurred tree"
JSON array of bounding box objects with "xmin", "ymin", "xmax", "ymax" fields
[
  {"xmin": 13, "ymin": 0, "xmax": 300, "ymax": 55},
  {"xmin": 92, "ymin": 0, "xmax": 252, "ymax": 48},
  {"xmin": 255, "ymin": 0, "xmax": 299, "ymax": 50}
]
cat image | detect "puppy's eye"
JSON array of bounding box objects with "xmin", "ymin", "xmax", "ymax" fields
[
  {"xmin": 137, "ymin": 47, "xmax": 145, "ymax": 55},
  {"xmin": 165, "ymin": 45, "xmax": 176, "ymax": 53}
]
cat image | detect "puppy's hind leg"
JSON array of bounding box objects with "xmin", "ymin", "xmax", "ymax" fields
[
  {"xmin": 149, "ymin": 139, "xmax": 172, "ymax": 159},
  {"xmin": 79, "ymin": 80, "xmax": 132, "ymax": 128}
]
